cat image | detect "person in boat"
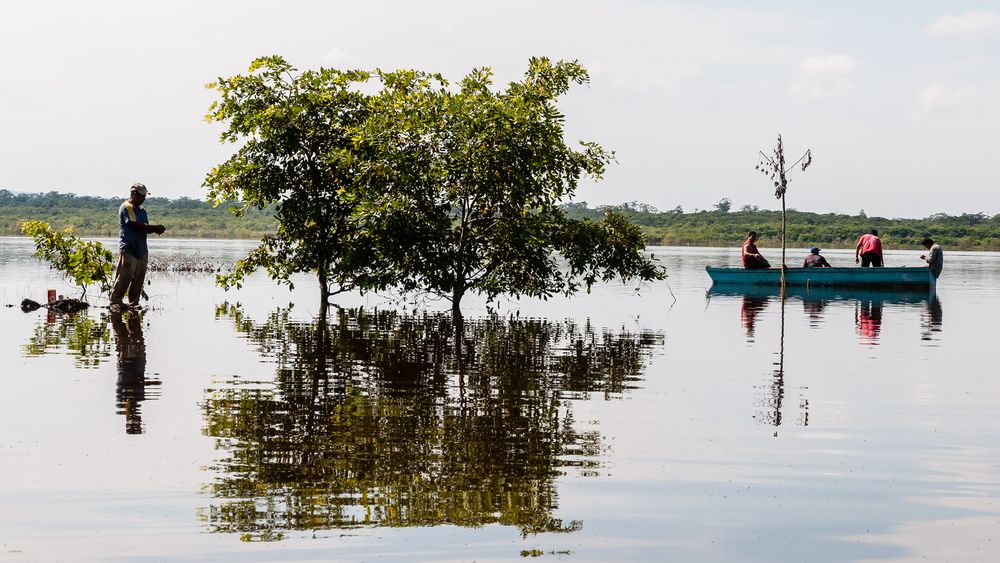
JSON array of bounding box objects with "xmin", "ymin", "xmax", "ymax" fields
[
  {"xmin": 920, "ymin": 237, "xmax": 943, "ymax": 278},
  {"xmin": 741, "ymin": 231, "xmax": 771, "ymax": 269},
  {"xmin": 803, "ymin": 246, "xmax": 832, "ymax": 268},
  {"xmin": 854, "ymin": 228, "xmax": 883, "ymax": 267}
]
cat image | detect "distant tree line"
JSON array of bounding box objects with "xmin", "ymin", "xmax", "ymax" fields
[
  {"xmin": 6, "ymin": 189, "xmax": 999, "ymax": 251},
  {"xmin": 562, "ymin": 201, "xmax": 1000, "ymax": 250},
  {"xmin": 0, "ymin": 189, "xmax": 277, "ymax": 238}
]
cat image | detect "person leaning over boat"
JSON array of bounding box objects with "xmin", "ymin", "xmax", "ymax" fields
[
  {"xmin": 741, "ymin": 231, "xmax": 771, "ymax": 269},
  {"xmin": 109, "ymin": 182, "xmax": 166, "ymax": 310},
  {"xmin": 855, "ymin": 228, "xmax": 883, "ymax": 267},
  {"xmin": 920, "ymin": 237, "xmax": 943, "ymax": 278},
  {"xmin": 803, "ymin": 246, "xmax": 832, "ymax": 268}
]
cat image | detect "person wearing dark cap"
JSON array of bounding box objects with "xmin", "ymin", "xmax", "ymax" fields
[
  {"xmin": 803, "ymin": 246, "xmax": 831, "ymax": 268},
  {"xmin": 920, "ymin": 238, "xmax": 943, "ymax": 278},
  {"xmin": 109, "ymin": 182, "xmax": 166, "ymax": 309}
]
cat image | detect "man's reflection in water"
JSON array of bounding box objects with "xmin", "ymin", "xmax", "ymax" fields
[
  {"xmin": 855, "ymin": 299, "xmax": 883, "ymax": 345},
  {"xmin": 111, "ymin": 310, "xmax": 160, "ymax": 434},
  {"xmin": 802, "ymin": 296, "xmax": 827, "ymax": 328},
  {"xmin": 740, "ymin": 295, "xmax": 769, "ymax": 341},
  {"xmin": 921, "ymin": 296, "xmax": 943, "ymax": 342}
]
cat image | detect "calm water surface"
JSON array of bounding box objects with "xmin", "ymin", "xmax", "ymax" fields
[{"xmin": 1, "ymin": 238, "xmax": 998, "ymax": 561}]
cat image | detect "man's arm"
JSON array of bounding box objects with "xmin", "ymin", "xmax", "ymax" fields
[
  {"xmin": 923, "ymin": 247, "xmax": 942, "ymax": 267},
  {"xmin": 126, "ymin": 220, "xmax": 166, "ymax": 235},
  {"xmin": 855, "ymin": 238, "xmax": 863, "ymax": 262}
]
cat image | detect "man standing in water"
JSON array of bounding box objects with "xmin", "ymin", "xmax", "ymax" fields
[
  {"xmin": 109, "ymin": 183, "xmax": 166, "ymax": 310},
  {"xmin": 920, "ymin": 237, "xmax": 943, "ymax": 278},
  {"xmin": 855, "ymin": 228, "xmax": 883, "ymax": 267}
]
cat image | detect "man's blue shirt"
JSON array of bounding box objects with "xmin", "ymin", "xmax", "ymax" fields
[{"xmin": 118, "ymin": 201, "xmax": 148, "ymax": 259}]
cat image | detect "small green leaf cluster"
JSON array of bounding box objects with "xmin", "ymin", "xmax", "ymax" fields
[{"xmin": 21, "ymin": 220, "xmax": 115, "ymax": 298}]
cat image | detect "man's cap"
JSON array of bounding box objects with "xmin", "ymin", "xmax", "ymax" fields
[
  {"xmin": 810, "ymin": 246, "xmax": 820, "ymax": 253},
  {"xmin": 130, "ymin": 182, "xmax": 149, "ymax": 196}
]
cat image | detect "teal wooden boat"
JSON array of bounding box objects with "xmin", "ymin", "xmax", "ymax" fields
[
  {"xmin": 708, "ymin": 283, "xmax": 935, "ymax": 304},
  {"xmin": 706, "ymin": 266, "xmax": 936, "ymax": 289}
]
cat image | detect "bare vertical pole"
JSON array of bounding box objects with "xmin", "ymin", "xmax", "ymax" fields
[
  {"xmin": 756, "ymin": 134, "xmax": 810, "ymax": 292},
  {"xmin": 775, "ymin": 135, "xmax": 789, "ymax": 287},
  {"xmin": 780, "ymin": 194, "xmax": 786, "ymax": 286}
]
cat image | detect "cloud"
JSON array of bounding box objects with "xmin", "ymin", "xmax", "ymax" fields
[
  {"xmin": 789, "ymin": 54, "xmax": 858, "ymax": 100},
  {"xmin": 323, "ymin": 48, "xmax": 357, "ymax": 66},
  {"xmin": 915, "ymin": 82, "xmax": 982, "ymax": 116},
  {"xmin": 927, "ymin": 11, "xmax": 1000, "ymax": 39}
]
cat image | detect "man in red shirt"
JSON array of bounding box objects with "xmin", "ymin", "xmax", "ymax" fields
[{"xmin": 855, "ymin": 229, "xmax": 883, "ymax": 267}]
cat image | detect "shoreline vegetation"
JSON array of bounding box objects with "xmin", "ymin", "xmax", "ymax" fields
[{"xmin": 3, "ymin": 190, "xmax": 999, "ymax": 251}]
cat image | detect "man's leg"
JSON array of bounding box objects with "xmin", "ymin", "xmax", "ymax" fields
[
  {"xmin": 861, "ymin": 253, "xmax": 873, "ymax": 267},
  {"xmin": 126, "ymin": 253, "xmax": 148, "ymax": 307},
  {"xmin": 110, "ymin": 253, "xmax": 138, "ymax": 305}
]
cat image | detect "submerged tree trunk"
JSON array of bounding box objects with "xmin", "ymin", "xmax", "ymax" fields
[
  {"xmin": 451, "ymin": 284, "xmax": 465, "ymax": 356},
  {"xmin": 318, "ymin": 269, "xmax": 330, "ymax": 324},
  {"xmin": 451, "ymin": 288, "xmax": 464, "ymax": 322}
]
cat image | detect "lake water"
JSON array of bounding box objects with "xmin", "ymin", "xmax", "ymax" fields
[{"xmin": 2, "ymin": 237, "xmax": 999, "ymax": 561}]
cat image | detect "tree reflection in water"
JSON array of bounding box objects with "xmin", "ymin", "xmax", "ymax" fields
[
  {"xmin": 201, "ymin": 304, "xmax": 663, "ymax": 541},
  {"xmin": 22, "ymin": 311, "xmax": 112, "ymax": 368}
]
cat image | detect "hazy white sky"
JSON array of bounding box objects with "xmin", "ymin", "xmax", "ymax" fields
[{"xmin": 1, "ymin": 0, "xmax": 998, "ymax": 217}]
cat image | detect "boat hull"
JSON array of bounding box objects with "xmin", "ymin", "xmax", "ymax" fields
[
  {"xmin": 705, "ymin": 266, "xmax": 935, "ymax": 289},
  {"xmin": 708, "ymin": 283, "xmax": 935, "ymax": 304}
]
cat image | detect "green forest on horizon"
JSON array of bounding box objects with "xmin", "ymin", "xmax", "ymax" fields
[{"xmin": 3, "ymin": 190, "xmax": 999, "ymax": 251}]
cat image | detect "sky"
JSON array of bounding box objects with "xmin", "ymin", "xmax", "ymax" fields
[{"xmin": 1, "ymin": 0, "xmax": 998, "ymax": 218}]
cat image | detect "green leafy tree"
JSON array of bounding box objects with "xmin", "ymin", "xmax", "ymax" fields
[
  {"xmin": 362, "ymin": 58, "xmax": 664, "ymax": 320},
  {"xmin": 21, "ymin": 220, "xmax": 114, "ymax": 299},
  {"xmin": 204, "ymin": 56, "xmax": 386, "ymax": 321}
]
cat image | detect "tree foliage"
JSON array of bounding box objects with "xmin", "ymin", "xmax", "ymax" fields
[
  {"xmin": 21, "ymin": 220, "xmax": 115, "ymax": 298},
  {"xmin": 205, "ymin": 56, "xmax": 664, "ymax": 320},
  {"xmin": 204, "ymin": 56, "xmax": 387, "ymax": 319},
  {"xmin": 360, "ymin": 58, "xmax": 664, "ymax": 318}
]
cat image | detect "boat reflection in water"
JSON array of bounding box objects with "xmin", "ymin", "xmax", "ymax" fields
[
  {"xmin": 200, "ymin": 304, "xmax": 664, "ymax": 541},
  {"xmin": 712, "ymin": 284, "xmax": 939, "ymax": 346},
  {"xmin": 711, "ymin": 284, "xmax": 943, "ymax": 430}
]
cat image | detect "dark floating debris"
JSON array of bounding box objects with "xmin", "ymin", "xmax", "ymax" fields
[{"xmin": 20, "ymin": 298, "xmax": 90, "ymax": 313}]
